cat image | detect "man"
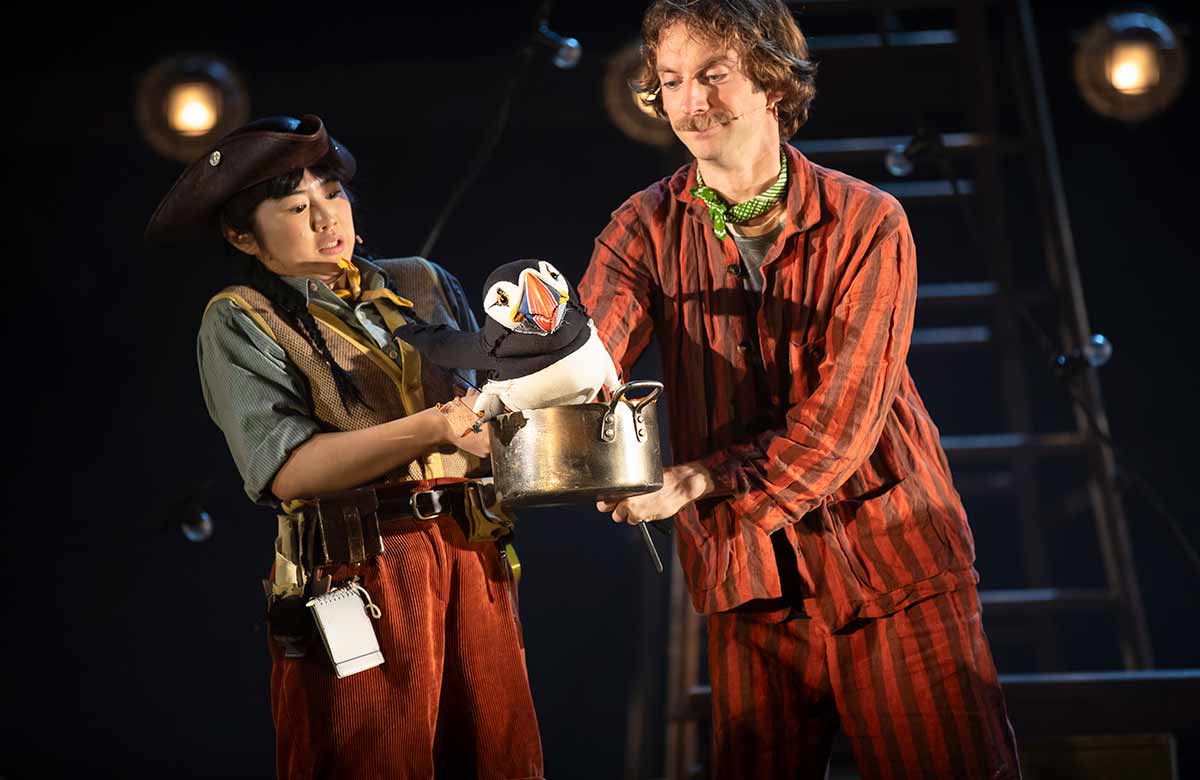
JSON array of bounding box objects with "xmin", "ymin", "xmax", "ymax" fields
[{"xmin": 580, "ymin": 2, "xmax": 1021, "ymax": 777}]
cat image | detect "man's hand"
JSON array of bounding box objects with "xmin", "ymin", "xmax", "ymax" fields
[{"xmin": 597, "ymin": 462, "xmax": 716, "ymax": 524}]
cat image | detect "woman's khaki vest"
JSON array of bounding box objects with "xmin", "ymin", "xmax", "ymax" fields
[{"xmin": 206, "ymin": 256, "xmax": 478, "ymax": 482}]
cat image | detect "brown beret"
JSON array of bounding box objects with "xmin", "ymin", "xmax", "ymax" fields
[{"xmin": 144, "ymin": 114, "xmax": 356, "ymax": 244}]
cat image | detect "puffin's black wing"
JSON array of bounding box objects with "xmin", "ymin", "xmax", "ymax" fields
[
  {"xmin": 491, "ymin": 303, "xmax": 590, "ymax": 359},
  {"xmin": 391, "ymin": 320, "xmax": 502, "ymax": 372}
]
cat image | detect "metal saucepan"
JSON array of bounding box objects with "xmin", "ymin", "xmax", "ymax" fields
[{"xmin": 487, "ymin": 381, "xmax": 665, "ymax": 508}]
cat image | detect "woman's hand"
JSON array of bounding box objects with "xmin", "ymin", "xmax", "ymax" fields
[
  {"xmin": 433, "ymin": 392, "xmax": 491, "ymax": 458},
  {"xmin": 454, "ymin": 426, "xmax": 491, "ymax": 459}
]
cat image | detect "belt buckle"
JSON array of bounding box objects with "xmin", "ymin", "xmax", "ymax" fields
[{"xmin": 411, "ymin": 489, "xmax": 445, "ymax": 520}]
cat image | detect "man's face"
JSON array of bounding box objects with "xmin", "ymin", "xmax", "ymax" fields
[
  {"xmin": 656, "ymin": 22, "xmax": 778, "ymax": 166},
  {"xmin": 243, "ymin": 169, "xmax": 357, "ymax": 280}
]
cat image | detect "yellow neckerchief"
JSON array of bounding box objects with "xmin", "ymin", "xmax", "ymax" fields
[
  {"xmin": 332, "ymin": 258, "xmax": 363, "ymax": 301},
  {"xmin": 331, "ymin": 258, "xmax": 415, "ymax": 312}
]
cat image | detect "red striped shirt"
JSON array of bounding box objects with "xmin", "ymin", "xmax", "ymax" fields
[{"xmin": 579, "ymin": 144, "xmax": 978, "ymax": 628}]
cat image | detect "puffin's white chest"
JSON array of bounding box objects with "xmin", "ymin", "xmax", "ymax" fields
[{"xmin": 482, "ymin": 326, "xmax": 618, "ymax": 411}]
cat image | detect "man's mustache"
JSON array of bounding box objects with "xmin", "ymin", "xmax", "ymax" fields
[{"xmin": 673, "ymin": 109, "xmax": 735, "ymax": 132}]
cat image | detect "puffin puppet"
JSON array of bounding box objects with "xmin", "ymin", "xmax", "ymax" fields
[{"xmin": 391, "ymin": 258, "xmax": 621, "ymax": 430}]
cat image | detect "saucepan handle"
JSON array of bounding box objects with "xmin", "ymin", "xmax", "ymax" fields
[
  {"xmin": 607, "ymin": 380, "xmax": 664, "ymax": 417},
  {"xmin": 600, "ymin": 381, "xmax": 664, "ymax": 443}
]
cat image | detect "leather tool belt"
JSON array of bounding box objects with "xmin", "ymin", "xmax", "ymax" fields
[
  {"xmin": 303, "ymin": 481, "xmax": 457, "ymax": 568},
  {"xmin": 299, "ymin": 477, "xmax": 513, "ymax": 567},
  {"xmin": 268, "ymin": 478, "xmax": 515, "ymax": 597},
  {"xmin": 264, "ymin": 477, "xmax": 516, "ymax": 655}
]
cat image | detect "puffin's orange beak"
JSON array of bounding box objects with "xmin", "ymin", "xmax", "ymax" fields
[{"xmin": 518, "ymin": 272, "xmax": 566, "ymax": 334}]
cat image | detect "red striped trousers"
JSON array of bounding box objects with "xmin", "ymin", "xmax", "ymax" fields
[
  {"xmin": 707, "ymin": 586, "xmax": 1020, "ymax": 779},
  {"xmin": 269, "ymin": 515, "xmax": 544, "ymax": 779}
]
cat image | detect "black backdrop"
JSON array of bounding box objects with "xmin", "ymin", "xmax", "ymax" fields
[{"xmin": 4, "ymin": 1, "xmax": 1198, "ymax": 778}]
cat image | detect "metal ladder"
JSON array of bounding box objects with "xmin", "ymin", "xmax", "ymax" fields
[{"xmin": 627, "ymin": 1, "xmax": 1154, "ymax": 777}]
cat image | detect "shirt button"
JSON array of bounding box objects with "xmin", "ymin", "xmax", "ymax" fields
[
  {"xmin": 388, "ymin": 349, "xmax": 398, "ymax": 359},
  {"xmin": 308, "ymin": 281, "xmax": 319, "ymax": 292},
  {"xmin": 737, "ymin": 342, "xmax": 750, "ymax": 354},
  {"xmin": 726, "ymin": 264, "xmax": 742, "ymax": 278}
]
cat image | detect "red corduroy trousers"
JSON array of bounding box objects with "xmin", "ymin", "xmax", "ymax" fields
[
  {"xmin": 707, "ymin": 585, "xmax": 1020, "ymax": 779},
  {"xmin": 269, "ymin": 514, "xmax": 544, "ymax": 779}
]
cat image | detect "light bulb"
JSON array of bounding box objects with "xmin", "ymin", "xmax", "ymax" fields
[
  {"xmin": 538, "ymin": 23, "xmax": 582, "ymax": 70},
  {"xmin": 166, "ymin": 82, "xmax": 221, "ymax": 136},
  {"xmin": 181, "ymin": 504, "xmax": 214, "ymax": 542},
  {"xmin": 1107, "ymin": 40, "xmax": 1160, "ymax": 95},
  {"xmin": 1082, "ymin": 333, "xmax": 1113, "ymax": 367},
  {"xmin": 885, "ymin": 143, "xmax": 914, "ymax": 177},
  {"xmin": 553, "ymin": 37, "xmax": 582, "ymax": 69}
]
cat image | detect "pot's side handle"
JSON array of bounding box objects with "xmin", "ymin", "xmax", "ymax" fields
[
  {"xmin": 601, "ymin": 381, "xmax": 664, "ymax": 443},
  {"xmin": 609, "ymin": 380, "xmax": 664, "ymax": 415},
  {"xmin": 600, "ymin": 409, "xmax": 618, "ymax": 443}
]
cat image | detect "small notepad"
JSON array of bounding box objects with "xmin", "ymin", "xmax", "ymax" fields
[{"xmin": 306, "ymin": 584, "xmax": 384, "ymax": 678}]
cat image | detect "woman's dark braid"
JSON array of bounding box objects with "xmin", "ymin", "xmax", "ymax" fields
[{"xmin": 231, "ymin": 248, "xmax": 371, "ymax": 413}]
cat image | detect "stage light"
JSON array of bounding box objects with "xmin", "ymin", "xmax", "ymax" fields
[
  {"xmin": 603, "ymin": 39, "xmax": 676, "ymax": 147},
  {"xmin": 884, "ymin": 127, "xmax": 946, "ymax": 178},
  {"xmin": 166, "ymin": 82, "xmax": 221, "ymax": 136},
  {"xmin": 1108, "ymin": 39, "xmax": 1160, "ymax": 94},
  {"xmin": 136, "ymin": 55, "xmax": 249, "ymax": 162},
  {"xmin": 1074, "ymin": 10, "xmax": 1187, "ymax": 122},
  {"xmin": 537, "ymin": 22, "xmax": 582, "ymax": 69},
  {"xmin": 181, "ymin": 503, "xmax": 214, "ymax": 542},
  {"xmin": 1055, "ymin": 333, "xmax": 1114, "ymax": 375}
]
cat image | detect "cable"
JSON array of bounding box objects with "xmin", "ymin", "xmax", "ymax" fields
[
  {"xmin": 1004, "ymin": 5, "xmax": 1200, "ymax": 578},
  {"xmin": 881, "ymin": 6, "xmax": 1195, "ymax": 583},
  {"xmin": 418, "ymin": 42, "xmax": 536, "ymax": 260},
  {"xmin": 878, "ymin": 13, "xmax": 1200, "ymax": 579},
  {"xmin": 927, "ymin": 121, "xmax": 1200, "ymax": 579},
  {"xmin": 419, "ymin": 1, "xmax": 582, "ymax": 259}
]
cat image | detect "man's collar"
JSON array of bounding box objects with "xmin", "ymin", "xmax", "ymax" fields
[{"xmin": 672, "ymin": 143, "xmax": 822, "ymax": 235}]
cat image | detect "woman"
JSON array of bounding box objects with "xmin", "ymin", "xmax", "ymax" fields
[{"xmin": 145, "ymin": 114, "xmax": 544, "ymax": 779}]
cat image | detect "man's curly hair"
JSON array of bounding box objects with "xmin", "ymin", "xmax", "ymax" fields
[{"xmin": 631, "ymin": 0, "xmax": 818, "ymax": 139}]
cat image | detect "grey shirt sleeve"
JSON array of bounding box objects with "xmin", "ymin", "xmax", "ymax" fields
[
  {"xmin": 196, "ymin": 300, "xmax": 322, "ymax": 506},
  {"xmin": 430, "ymin": 260, "xmax": 481, "ymax": 333},
  {"xmin": 426, "ymin": 259, "xmax": 481, "ymax": 388}
]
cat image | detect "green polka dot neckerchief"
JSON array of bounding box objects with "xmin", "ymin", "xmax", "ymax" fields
[
  {"xmin": 696, "ymin": 147, "xmax": 787, "ymax": 238},
  {"xmin": 690, "ymin": 148, "xmax": 788, "ymax": 240}
]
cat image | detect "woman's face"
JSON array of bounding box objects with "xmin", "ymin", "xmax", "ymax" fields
[{"xmin": 229, "ymin": 168, "xmax": 356, "ymax": 283}]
